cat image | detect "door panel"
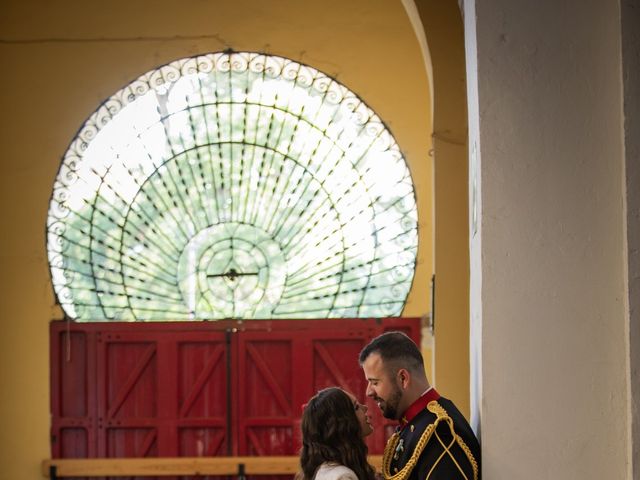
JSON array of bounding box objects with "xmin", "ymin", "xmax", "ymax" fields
[
  {"xmin": 98, "ymin": 338, "xmax": 158, "ymax": 457},
  {"xmin": 238, "ymin": 335, "xmax": 296, "ymax": 456},
  {"xmin": 176, "ymin": 335, "xmax": 229, "ymax": 459},
  {"xmin": 51, "ymin": 328, "xmax": 96, "ymax": 458}
]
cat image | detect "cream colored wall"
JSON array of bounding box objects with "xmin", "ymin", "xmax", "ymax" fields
[
  {"xmin": 0, "ymin": 1, "xmax": 433, "ymax": 477},
  {"xmin": 466, "ymin": 0, "xmax": 629, "ymax": 477}
]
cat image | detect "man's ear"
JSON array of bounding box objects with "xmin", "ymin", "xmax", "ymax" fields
[{"xmin": 397, "ymin": 368, "xmax": 411, "ymax": 389}]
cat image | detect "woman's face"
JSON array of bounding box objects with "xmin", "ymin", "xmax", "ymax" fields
[{"xmin": 345, "ymin": 390, "xmax": 373, "ymax": 437}]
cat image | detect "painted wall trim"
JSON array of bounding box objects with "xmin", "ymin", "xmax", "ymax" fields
[
  {"xmin": 621, "ymin": 1, "xmax": 640, "ymax": 477},
  {"xmin": 401, "ymin": 0, "xmax": 434, "ymax": 121}
]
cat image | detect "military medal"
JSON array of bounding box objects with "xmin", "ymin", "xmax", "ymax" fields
[{"xmin": 393, "ymin": 438, "xmax": 405, "ymax": 460}]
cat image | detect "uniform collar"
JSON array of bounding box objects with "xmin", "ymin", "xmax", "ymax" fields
[{"xmin": 399, "ymin": 387, "xmax": 440, "ymax": 428}]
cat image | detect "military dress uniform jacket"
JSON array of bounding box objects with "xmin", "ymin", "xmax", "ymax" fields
[{"xmin": 382, "ymin": 391, "xmax": 480, "ymax": 480}]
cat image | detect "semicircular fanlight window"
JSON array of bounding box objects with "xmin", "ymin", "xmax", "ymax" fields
[{"xmin": 47, "ymin": 51, "xmax": 418, "ymax": 321}]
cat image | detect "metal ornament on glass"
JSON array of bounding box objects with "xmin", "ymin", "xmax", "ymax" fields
[{"xmin": 46, "ymin": 51, "xmax": 418, "ymax": 321}]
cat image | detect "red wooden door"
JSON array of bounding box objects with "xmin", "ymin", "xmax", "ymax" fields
[
  {"xmin": 98, "ymin": 333, "xmax": 160, "ymax": 458},
  {"xmin": 51, "ymin": 323, "xmax": 232, "ymax": 460},
  {"xmin": 51, "ymin": 319, "xmax": 420, "ymax": 468},
  {"xmin": 174, "ymin": 332, "xmax": 229, "ymax": 458},
  {"xmin": 235, "ymin": 319, "xmax": 417, "ymax": 456},
  {"xmin": 51, "ymin": 327, "xmax": 97, "ymax": 458},
  {"xmin": 95, "ymin": 329, "xmax": 230, "ymax": 458},
  {"xmin": 237, "ymin": 331, "xmax": 298, "ymax": 456}
]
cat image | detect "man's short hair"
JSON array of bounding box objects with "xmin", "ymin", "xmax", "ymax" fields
[{"xmin": 359, "ymin": 331, "xmax": 424, "ymax": 374}]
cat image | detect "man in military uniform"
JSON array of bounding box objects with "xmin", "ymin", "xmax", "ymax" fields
[{"xmin": 359, "ymin": 331, "xmax": 480, "ymax": 480}]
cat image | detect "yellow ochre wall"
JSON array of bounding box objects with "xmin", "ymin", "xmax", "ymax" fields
[
  {"xmin": 0, "ymin": 1, "xmax": 469, "ymax": 477},
  {"xmin": 409, "ymin": 0, "xmax": 470, "ymax": 418}
]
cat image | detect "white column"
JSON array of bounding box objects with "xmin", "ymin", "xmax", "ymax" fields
[{"xmin": 465, "ymin": 0, "xmax": 629, "ymax": 477}]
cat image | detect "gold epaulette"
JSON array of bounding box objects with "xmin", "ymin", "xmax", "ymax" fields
[{"xmin": 381, "ymin": 401, "xmax": 478, "ymax": 480}]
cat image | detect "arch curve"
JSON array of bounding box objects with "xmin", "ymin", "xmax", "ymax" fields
[{"xmin": 46, "ymin": 51, "xmax": 418, "ymax": 321}]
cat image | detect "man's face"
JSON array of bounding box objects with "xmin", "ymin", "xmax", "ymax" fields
[{"xmin": 362, "ymin": 352, "xmax": 403, "ymax": 420}]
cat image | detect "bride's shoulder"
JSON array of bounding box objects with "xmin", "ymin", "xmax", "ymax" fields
[{"xmin": 315, "ymin": 462, "xmax": 359, "ymax": 480}]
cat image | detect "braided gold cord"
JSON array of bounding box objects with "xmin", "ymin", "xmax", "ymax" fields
[
  {"xmin": 381, "ymin": 402, "xmax": 440, "ymax": 480},
  {"xmin": 381, "ymin": 401, "xmax": 479, "ymax": 480},
  {"xmin": 425, "ymin": 403, "xmax": 479, "ymax": 480},
  {"xmin": 455, "ymin": 433, "xmax": 479, "ymax": 480}
]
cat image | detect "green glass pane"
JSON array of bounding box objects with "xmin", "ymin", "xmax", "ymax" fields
[{"xmin": 47, "ymin": 52, "xmax": 418, "ymax": 321}]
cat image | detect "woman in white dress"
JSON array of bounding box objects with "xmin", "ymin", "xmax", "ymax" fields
[{"xmin": 298, "ymin": 387, "xmax": 376, "ymax": 480}]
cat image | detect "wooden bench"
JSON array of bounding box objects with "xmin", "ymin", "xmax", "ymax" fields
[{"xmin": 42, "ymin": 455, "xmax": 383, "ymax": 478}]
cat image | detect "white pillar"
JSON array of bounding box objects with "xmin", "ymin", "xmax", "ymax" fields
[{"xmin": 465, "ymin": 0, "xmax": 629, "ymax": 477}]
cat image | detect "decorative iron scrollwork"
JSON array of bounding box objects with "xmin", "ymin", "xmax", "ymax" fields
[{"xmin": 46, "ymin": 51, "xmax": 418, "ymax": 321}]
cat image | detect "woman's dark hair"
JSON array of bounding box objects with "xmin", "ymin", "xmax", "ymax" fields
[{"xmin": 299, "ymin": 387, "xmax": 376, "ymax": 480}]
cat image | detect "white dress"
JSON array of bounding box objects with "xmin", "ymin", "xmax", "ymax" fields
[{"xmin": 314, "ymin": 462, "xmax": 359, "ymax": 480}]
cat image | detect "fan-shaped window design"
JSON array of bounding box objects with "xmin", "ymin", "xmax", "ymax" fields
[{"xmin": 47, "ymin": 51, "xmax": 418, "ymax": 321}]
